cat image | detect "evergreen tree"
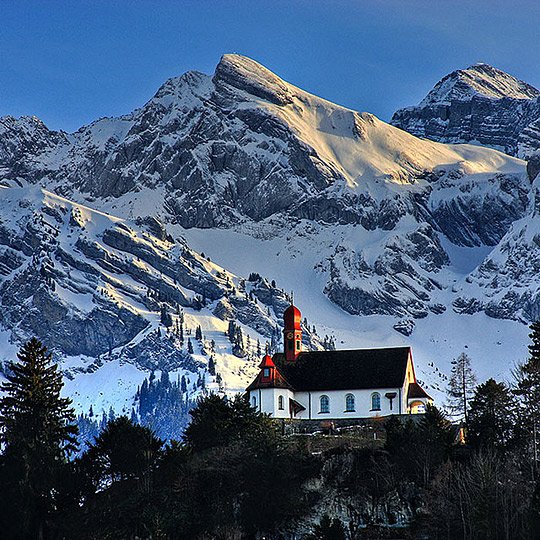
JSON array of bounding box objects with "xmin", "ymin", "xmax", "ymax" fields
[
  {"xmin": 227, "ymin": 320, "xmax": 236, "ymax": 342},
  {"xmin": 183, "ymin": 394, "xmax": 277, "ymax": 452},
  {"xmin": 195, "ymin": 325, "xmax": 202, "ymax": 341},
  {"xmin": 82, "ymin": 416, "xmax": 162, "ymax": 487},
  {"xmin": 468, "ymin": 378, "xmax": 516, "ymax": 451},
  {"xmin": 0, "ymin": 338, "xmax": 78, "ymax": 539},
  {"xmin": 514, "ymin": 320, "xmax": 540, "ymax": 478},
  {"xmin": 187, "ymin": 338, "xmax": 194, "ymax": 354},
  {"xmin": 160, "ymin": 370, "xmax": 170, "ymax": 388},
  {"xmin": 208, "ymin": 355, "xmax": 216, "ymax": 376},
  {"xmin": 446, "ymin": 352, "xmax": 477, "ymax": 425},
  {"xmin": 306, "ymin": 515, "xmax": 346, "ymax": 540},
  {"xmin": 160, "ymin": 305, "xmax": 172, "ymax": 327}
]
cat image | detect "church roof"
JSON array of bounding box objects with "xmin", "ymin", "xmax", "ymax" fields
[
  {"xmin": 270, "ymin": 346, "xmax": 411, "ymax": 391},
  {"xmin": 407, "ymin": 381, "xmax": 432, "ymax": 400}
]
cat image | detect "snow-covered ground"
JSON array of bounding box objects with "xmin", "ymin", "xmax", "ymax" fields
[{"xmin": 181, "ymin": 223, "xmax": 531, "ymax": 403}]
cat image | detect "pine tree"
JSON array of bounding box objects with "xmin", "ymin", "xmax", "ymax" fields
[
  {"xmin": 514, "ymin": 320, "xmax": 540, "ymax": 478},
  {"xmin": 467, "ymin": 378, "xmax": 516, "ymax": 451},
  {"xmin": 0, "ymin": 338, "xmax": 78, "ymax": 539},
  {"xmin": 160, "ymin": 305, "xmax": 172, "ymax": 328},
  {"xmin": 187, "ymin": 338, "xmax": 194, "ymax": 354},
  {"xmin": 160, "ymin": 370, "xmax": 170, "ymax": 388},
  {"xmin": 446, "ymin": 352, "xmax": 477, "ymax": 425},
  {"xmin": 208, "ymin": 356, "xmax": 216, "ymax": 376},
  {"xmin": 227, "ymin": 320, "xmax": 236, "ymax": 342},
  {"xmin": 195, "ymin": 325, "xmax": 202, "ymax": 341}
]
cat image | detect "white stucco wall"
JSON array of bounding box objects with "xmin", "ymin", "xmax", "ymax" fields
[
  {"xmin": 249, "ymin": 388, "xmax": 295, "ymax": 418},
  {"xmin": 249, "ymin": 351, "xmax": 431, "ymax": 419},
  {"xmin": 250, "ymin": 387, "xmax": 406, "ymax": 419}
]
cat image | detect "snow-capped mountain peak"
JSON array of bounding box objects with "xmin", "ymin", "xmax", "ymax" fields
[
  {"xmin": 1, "ymin": 54, "xmax": 538, "ymax": 415},
  {"xmin": 419, "ymin": 63, "xmax": 540, "ymax": 106}
]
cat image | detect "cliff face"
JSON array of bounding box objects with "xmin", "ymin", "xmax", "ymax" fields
[
  {"xmin": 1, "ymin": 54, "xmax": 539, "ymax": 413},
  {"xmin": 392, "ymin": 63, "xmax": 540, "ymax": 159}
]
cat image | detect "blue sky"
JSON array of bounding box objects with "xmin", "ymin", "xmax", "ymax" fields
[{"xmin": 1, "ymin": 0, "xmax": 539, "ymax": 132}]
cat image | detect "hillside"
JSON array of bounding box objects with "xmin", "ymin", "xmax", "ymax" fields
[{"xmin": 0, "ymin": 54, "xmax": 537, "ymax": 416}]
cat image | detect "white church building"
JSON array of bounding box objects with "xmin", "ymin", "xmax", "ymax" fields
[{"xmin": 246, "ymin": 304, "xmax": 432, "ymax": 420}]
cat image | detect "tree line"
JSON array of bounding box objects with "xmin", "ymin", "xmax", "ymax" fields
[{"xmin": 3, "ymin": 324, "xmax": 540, "ymax": 538}]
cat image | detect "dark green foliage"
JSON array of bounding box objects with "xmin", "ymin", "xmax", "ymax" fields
[
  {"xmin": 0, "ymin": 338, "xmax": 78, "ymax": 539},
  {"xmin": 529, "ymin": 320, "xmax": 540, "ymax": 362},
  {"xmin": 137, "ymin": 371, "xmax": 195, "ymax": 440},
  {"xmin": 81, "ymin": 416, "xmax": 163, "ymax": 488},
  {"xmin": 306, "ymin": 514, "xmax": 347, "ymax": 540},
  {"xmin": 66, "ymin": 417, "xmax": 166, "ymax": 539},
  {"xmin": 385, "ymin": 404, "xmax": 454, "ymax": 487},
  {"xmin": 183, "ymin": 393, "xmax": 278, "ymax": 452},
  {"xmin": 468, "ymin": 378, "xmax": 517, "ymax": 451},
  {"xmin": 514, "ymin": 320, "xmax": 540, "ymax": 478},
  {"xmin": 227, "ymin": 320, "xmax": 246, "ymax": 357},
  {"xmin": 208, "ymin": 354, "xmax": 216, "ymax": 375},
  {"xmin": 160, "ymin": 305, "xmax": 172, "ymax": 327}
]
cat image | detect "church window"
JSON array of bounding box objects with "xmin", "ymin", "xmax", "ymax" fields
[
  {"xmin": 252, "ymin": 396, "xmax": 256, "ymax": 407},
  {"xmin": 287, "ymin": 340, "xmax": 294, "ymax": 351},
  {"xmin": 278, "ymin": 395, "xmax": 284, "ymax": 410},
  {"xmin": 296, "ymin": 340, "xmax": 301, "ymax": 350},
  {"xmin": 345, "ymin": 393, "xmax": 355, "ymax": 412},
  {"xmin": 371, "ymin": 392, "xmax": 381, "ymax": 411},
  {"xmin": 263, "ymin": 367, "xmax": 270, "ymax": 378},
  {"xmin": 320, "ymin": 395, "xmax": 330, "ymax": 413}
]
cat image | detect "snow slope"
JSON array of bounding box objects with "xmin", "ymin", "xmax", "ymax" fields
[{"xmin": 0, "ymin": 54, "xmax": 537, "ymax": 414}]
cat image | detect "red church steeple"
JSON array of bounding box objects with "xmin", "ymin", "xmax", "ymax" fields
[{"xmin": 283, "ymin": 303, "xmax": 302, "ymax": 362}]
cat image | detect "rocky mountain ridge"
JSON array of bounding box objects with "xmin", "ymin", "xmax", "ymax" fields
[
  {"xmin": 1, "ymin": 54, "xmax": 539, "ymax": 413},
  {"xmin": 0, "ymin": 184, "xmax": 324, "ymax": 416},
  {"xmin": 392, "ymin": 63, "xmax": 540, "ymax": 160}
]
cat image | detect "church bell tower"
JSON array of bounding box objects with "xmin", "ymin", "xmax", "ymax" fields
[{"xmin": 283, "ymin": 303, "xmax": 302, "ymax": 362}]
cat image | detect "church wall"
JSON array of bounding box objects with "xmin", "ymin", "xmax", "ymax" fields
[
  {"xmin": 291, "ymin": 388, "xmax": 405, "ymax": 420},
  {"xmin": 252, "ymin": 387, "xmax": 408, "ymax": 419},
  {"xmin": 249, "ymin": 388, "xmax": 295, "ymax": 418}
]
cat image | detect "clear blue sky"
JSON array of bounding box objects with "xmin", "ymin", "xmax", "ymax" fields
[{"xmin": 1, "ymin": 0, "xmax": 539, "ymax": 132}]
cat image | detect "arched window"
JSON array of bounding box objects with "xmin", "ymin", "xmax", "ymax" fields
[
  {"xmin": 320, "ymin": 395, "xmax": 330, "ymax": 414},
  {"xmin": 345, "ymin": 393, "xmax": 355, "ymax": 412},
  {"xmin": 371, "ymin": 392, "xmax": 381, "ymax": 411},
  {"xmin": 252, "ymin": 396, "xmax": 256, "ymax": 407},
  {"xmin": 278, "ymin": 395, "xmax": 284, "ymax": 410}
]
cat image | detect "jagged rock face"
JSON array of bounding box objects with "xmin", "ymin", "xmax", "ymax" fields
[
  {"xmin": 0, "ymin": 55, "xmax": 526, "ymax": 231},
  {"xmin": 0, "ymin": 54, "xmax": 536, "ymax": 325},
  {"xmin": 452, "ymin": 182, "xmax": 540, "ymax": 322},
  {"xmin": 323, "ymin": 223, "xmax": 449, "ymax": 318},
  {"xmin": 392, "ymin": 64, "xmax": 540, "ymax": 159},
  {"xmin": 0, "ymin": 187, "xmax": 322, "ymax": 379}
]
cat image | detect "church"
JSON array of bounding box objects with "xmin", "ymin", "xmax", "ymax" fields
[{"xmin": 246, "ymin": 304, "xmax": 432, "ymax": 420}]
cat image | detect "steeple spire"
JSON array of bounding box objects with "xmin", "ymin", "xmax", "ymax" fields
[{"xmin": 283, "ymin": 303, "xmax": 302, "ymax": 362}]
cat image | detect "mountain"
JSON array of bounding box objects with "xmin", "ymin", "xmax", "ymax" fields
[
  {"xmin": 0, "ymin": 54, "xmax": 537, "ymax": 416},
  {"xmin": 391, "ymin": 63, "xmax": 540, "ymax": 159},
  {"xmin": 0, "ymin": 184, "xmax": 324, "ymax": 423}
]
